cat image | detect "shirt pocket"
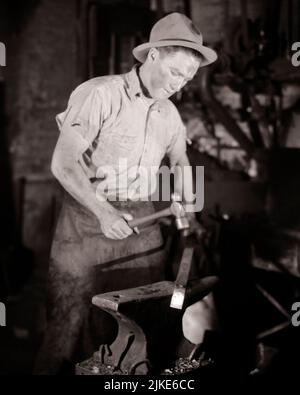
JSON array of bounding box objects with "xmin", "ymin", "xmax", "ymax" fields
[{"xmin": 112, "ymin": 115, "xmax": 140, "ymax": 145}]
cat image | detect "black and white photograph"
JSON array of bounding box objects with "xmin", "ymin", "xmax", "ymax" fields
[{"xmin": 0, "ymin": 0, "xmax": 300, "ymax": 386}]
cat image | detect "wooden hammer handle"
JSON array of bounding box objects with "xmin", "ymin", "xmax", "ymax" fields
[{"xmin": 127, "ymin": 207, "xmax": 172, "ymax": 228}]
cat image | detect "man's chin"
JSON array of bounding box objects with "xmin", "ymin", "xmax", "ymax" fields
[{"xmin": 152, "ymin": 90, "xmax": 171, "ymax": 100}]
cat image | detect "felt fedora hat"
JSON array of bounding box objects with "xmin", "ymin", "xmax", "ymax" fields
[{"xmin": 132, "ymin": 12, "xmax": 217, "ymax": 66}]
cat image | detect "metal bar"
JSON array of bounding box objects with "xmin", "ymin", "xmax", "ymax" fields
[
  {"xmin": 257, "ymin": 321, "xmax": 290, "ymax": 340},
  {"xmin": 174, "ymin": 247, "xmax": 194, "ymax": 288},
  {"xmin": 256, "ymin": 284, "xmax": 291, "ymax": 319},
  {"xmin": 170, "ymin": 247, "xmax": 194, "ymax": 309},
  {"xmin": 240, "ymin": 0, "xmax": 249, "ymax": 50},
  {"xmin": 92, "ymin": 281, "xmax": 174, "ymax": 311}
]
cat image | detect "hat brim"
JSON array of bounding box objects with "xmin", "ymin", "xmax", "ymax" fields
[{"xmin": 132, "ymin": 40, "xmax": 217, "ymax": 66}]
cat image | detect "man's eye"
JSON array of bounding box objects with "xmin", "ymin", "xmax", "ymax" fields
[{"xmin": 171, "ymin": 70, "xmax": 179, "ymax": 77}]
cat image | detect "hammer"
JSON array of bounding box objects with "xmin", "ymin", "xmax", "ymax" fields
[
  {"xmin": 126, "ymin": 194, "xmax": 193, "ymax": 310},
  {"xmin": 126, "ymin": 193, "xmax": 189, "ymax": 231}
]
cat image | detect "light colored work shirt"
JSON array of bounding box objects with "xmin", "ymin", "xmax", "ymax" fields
[{"xmin": 55, "ymin": 66, "xmax": 187, "ymax": 200}]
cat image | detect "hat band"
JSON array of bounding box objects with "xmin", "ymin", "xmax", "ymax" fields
[{"xmin": 151, "ymin": 38, "xmax": 203, "ymax": 45}]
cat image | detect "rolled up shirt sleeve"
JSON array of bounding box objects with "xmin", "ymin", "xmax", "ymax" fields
[{"xmin": 55, "ymin": 83, "xmax": 110, "ymax": 158}]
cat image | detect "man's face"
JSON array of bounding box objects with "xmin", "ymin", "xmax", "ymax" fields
[{"xmin": 146, "ymin": 49, "xmax": 200, "ymax": 100}]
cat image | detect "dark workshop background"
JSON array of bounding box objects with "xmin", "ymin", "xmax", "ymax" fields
[{"xmin": 0, "ymin": 0, "xmax": 300, "ymax": 378}]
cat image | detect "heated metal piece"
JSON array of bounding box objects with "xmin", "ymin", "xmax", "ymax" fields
[{"xmin": 170, "ymin": 247, "xmax": 194, "ymax": 310}]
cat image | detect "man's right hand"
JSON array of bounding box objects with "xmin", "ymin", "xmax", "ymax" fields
[{"xmin": 99, "ymin": 209, "xmax": 134, "ymax": 240}]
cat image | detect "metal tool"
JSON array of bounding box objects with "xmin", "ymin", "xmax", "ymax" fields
[
  {"xmin": 127, "ymin": 193, "xmax": 190, "ymax": 231},
  {"xmin": 127, "ymin": 194, "xmax": 193, "ymax": 310},
  {"xmin": 170, "ymin": 247, "xmax": 194, "ymax": 310}
]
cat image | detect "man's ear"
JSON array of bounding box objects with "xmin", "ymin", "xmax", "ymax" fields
[{"xmin": 147, "ymin": 47, "xmax": 159, "ymax": 62}]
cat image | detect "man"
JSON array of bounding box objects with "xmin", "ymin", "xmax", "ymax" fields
[{"xmin": 34, "ymin": 12, "xmax": 217, "ymax": 374}]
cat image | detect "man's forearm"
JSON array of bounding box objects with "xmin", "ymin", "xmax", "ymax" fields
[{"xmin": 52, "ymin": 158, "xmax": 115, "ymax": 220}]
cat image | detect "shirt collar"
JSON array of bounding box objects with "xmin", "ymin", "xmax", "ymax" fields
[
  {"xmin": 125, "ymin": 65, "xmax": 143, "ymax": 100},
  {"xmin": 124, "ymin": 66, "xmax": 165, "ymax": 113}
]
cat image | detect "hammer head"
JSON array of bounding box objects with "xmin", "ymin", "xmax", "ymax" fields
[{"xmin": 170, "ymin": 194, "xmax": 189, "ymax": 230}]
